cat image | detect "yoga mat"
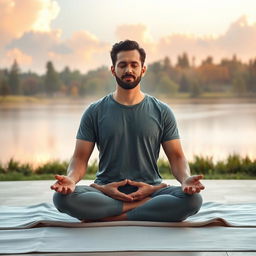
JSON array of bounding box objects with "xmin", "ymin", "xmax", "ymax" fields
[
  {"xmin": 0, "ymin": 202, "xmax": 256, "ymax": 253},
  {"xmin": 1, "ymin": 227, "xmax": 256, "ymax": 253},
  {"xmin": 0, "ymin": 202, "xmax": 256, "ymax": 229}
]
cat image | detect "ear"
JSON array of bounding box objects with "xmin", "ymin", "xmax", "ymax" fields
[
  {"xmin": 111, "ymin": 66, "xmax": 116, "ymax": 76},
  {"xmin": 141, "ymin": 65, "xmax": 147, "ymax": 77}
]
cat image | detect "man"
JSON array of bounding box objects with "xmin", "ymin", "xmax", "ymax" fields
[{"xmin": 51, "ymin": 40, "xmax": 204, "ymax": 222}]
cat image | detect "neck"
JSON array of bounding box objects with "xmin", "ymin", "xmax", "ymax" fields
[{"xmin": 113, "ymin": 84, "xmax": 145, "ymax": 105}]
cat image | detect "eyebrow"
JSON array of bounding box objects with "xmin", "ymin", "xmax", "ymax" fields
[{"xmin": 118, "ymin": 61, "xmax": 140, "ymax": 65}]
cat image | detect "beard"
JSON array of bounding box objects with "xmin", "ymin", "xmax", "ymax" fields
[{"xmin": 115, "ymin": 73, "xmax": 142, "ymax": 90}]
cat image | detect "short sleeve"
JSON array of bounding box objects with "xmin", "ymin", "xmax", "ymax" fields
[
  {"xmin": 76, "ymin": 105, "xmax": 96, "ymax": 142},
  {"xmin": 161, "ymin": 105, "xmax": 180, "ymax": 142}
]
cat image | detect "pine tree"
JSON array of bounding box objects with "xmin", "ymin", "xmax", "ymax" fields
[
  {"xmin": 176, "ymin": 52, "xmax": 190, "ymax": 69},
  {"xmin": 44, "ymin": 61, "xmax": 60, "ymax": 95},
  {"xmin": 8, "ymin": 60, "xmax": 21, "ymax": 95}
]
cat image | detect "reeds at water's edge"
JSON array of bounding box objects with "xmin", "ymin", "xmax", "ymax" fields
[{"xmin": 0, "ymin": 154, "xmax": 255, "ymax": 181}]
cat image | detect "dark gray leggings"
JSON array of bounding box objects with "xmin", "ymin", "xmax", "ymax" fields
[{"xmin": 53, "ymin": 184, "xmax": 203, "ymax": 222}]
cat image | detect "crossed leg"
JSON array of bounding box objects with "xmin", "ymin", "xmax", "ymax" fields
[{"xmin": 53, "ymin": 184, "xmax": 202, "ymax": 222}]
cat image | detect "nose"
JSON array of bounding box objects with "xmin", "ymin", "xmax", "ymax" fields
[{"xmin": 124, "ymin": 65, "xmax": 133, "ymax": 74}]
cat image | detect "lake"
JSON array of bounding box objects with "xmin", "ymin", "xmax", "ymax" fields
[{"xmin": 1, "ymin": 99, "xmax": 256, "ymax": 166}]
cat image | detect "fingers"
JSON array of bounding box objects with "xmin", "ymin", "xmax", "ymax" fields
[
  {"xmin": 161, "ymin": 183, "xmax": 169, "ymax": 188},
  {"xmin": 127, "ymin": 180, "xmax": 141, "ymax": 186},
  {"xmin": 193, "ymin": 174, "xmax": 204, "ymax": 181},
  {"xmin": 199, "ymin": 184, "xmax": 205, "ymax": 190},
  {"xmin": 188, "ymin": 187, "xmax": 195, "ymax": 194},
  {"xmin": 114, "ymin": 191, "xmax": 133, "ymax": 202},
  {"xmin": 55, "ymin": 174, "xmax": 64, "ymax": 182},
  {"xmin": 50, "ymin": 184, "xmax": 56, "ymax": 190},
  {"xmin": 53, "ymin": 185, "xmax": 73, "ymax": 194},
  {"xmin": 129, "ymin": 191, "xmax": 145, "ymax": 201},
  {"xmin": 50, "ymin": 181, "xmax": 59, "ymax": 190},
  {"xmin": 50, "ymin": 181, "xmax": 74, "ymax": 194},
  {"xmin": 114, "ymin": 179, "xmax": 128, "ymax": 187},
  {"xmin": 195, "ymin": 187, "xmax": 201, "ymax": 193},
  {"xmin": 51, "ymin": 175, "xmax": 65, "ymax": 192},
  {"xmin": 183, "ymin": 185, "xmax": 204, "ymax": 194}
]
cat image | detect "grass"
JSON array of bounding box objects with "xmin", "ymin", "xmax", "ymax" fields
[
  {"xmin": 1, "ymin": 93, "xmax": 256, "ymax": 106},
  {"xmin": 0, "ymin": 154, "xmax": 255, "ymax": 181},
  {"xmin": 0, "ymin": 95, "xmax": 44, "ymax": 104}
]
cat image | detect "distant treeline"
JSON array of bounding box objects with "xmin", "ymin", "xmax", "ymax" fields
[
  {"xmin": 0, "ymin": 154, "xmax": 255, "ymax": 180},
  {"xmin": 1, "ymin": 53, "xmax": 256, "ymax": 98}
]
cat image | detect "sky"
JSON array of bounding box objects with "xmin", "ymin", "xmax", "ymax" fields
[{"xmin": 1, "ymin": 0, "xmax": 256, "ymax": 73}]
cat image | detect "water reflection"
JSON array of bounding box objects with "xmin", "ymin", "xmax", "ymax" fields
[{"xmin": 1, "ymin": 102, "xmax": 256, "ymax": 165}]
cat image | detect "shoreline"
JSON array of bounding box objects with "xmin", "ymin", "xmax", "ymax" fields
[{"xmin": 1, "ymin": 95, "xmax": 256, "ymax": 108}]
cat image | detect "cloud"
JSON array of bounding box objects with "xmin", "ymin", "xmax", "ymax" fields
[
  {"xmin": 3, "ymin": 30, "xmax": 110, "ymax": 73},
  {"xmin": 156, "ymin": 15, "xmax": 256, "ymax": 65},
  {"xmin": 0, "ymin": 0, "xmax": 59, "ymax": 47},
  {"xmin": 115, "ymin": 24, "xmax": 157, "ymax": 63},
  {"xmin": 2, "ymin": 0, "xmax": 110, "ymax": 72},
  {"xmin": 7, "ymin": 30, "xmax": 61, "ymax": 57},
  {"xmin": 31, "ymin": 0, "xmax": 60, "ymax": 32},
  {"xmin": 1, "ymin": 11, "xmax": 256, "ymax": 73},
  {"xmin": 47, "ymin": 31, "xmax": 110, "ymax": 72},
  {"xmin": 2, "ymin": 30, "xmax": 61, "ymax": 72},
  {"xmin": 217, "ymin": 15, "xmax": 256, "ymax": 59},
  {"xmin": 157, "ymin": 34, "xmax": 220, "ymax": 65},
  {"xmin": 115, "ymin": 24, "xmax": 153, "ymax": 44},
  {"xmin": 2, "ymin": 48, "xmax": 33, "ymax": 68}
]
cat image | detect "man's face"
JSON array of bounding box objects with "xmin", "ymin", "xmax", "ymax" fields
[{"xmin": 111, "ymin": 50, "xmax": 146, "ymax": 90}]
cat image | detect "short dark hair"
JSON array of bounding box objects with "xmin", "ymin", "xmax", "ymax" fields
[{"xmin": 110, "ymin": 40, "xmax": 146, "ymax": 66}]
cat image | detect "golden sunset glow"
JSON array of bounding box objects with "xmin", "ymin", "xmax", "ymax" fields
[
  {"xmin": 31, "ymin": 0, "xmax": 60, "ymax": 32},
  {"xmin": 0, "ymin": 0, "xmax": 256, "ymax": 72}
]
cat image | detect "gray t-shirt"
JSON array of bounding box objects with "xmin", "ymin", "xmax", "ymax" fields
[{"xmin": 76, "ymin": 93, "xmax": 180, "ymax": 185}]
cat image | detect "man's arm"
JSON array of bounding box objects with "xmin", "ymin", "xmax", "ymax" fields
[
  {"xmin": 67, "ymin": 139, "xmax": 95, "ymax": 183},
  {"xmin": 51, "ymin": 139, "xmax": 95, "ymax": 194},
  {"xmin": 162, "ymin": 139, "xmax": 205, "ymax": 194}
]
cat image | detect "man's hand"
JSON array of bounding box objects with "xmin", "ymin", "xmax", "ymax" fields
[
  {"xmin": 182, "ymin": 175, "xmax": 205, "ymax": 194},
  {"xmin": 90, "ymin": 180, "xmax": 134, "ymax": 202},
  {"xmin": 127, "ymin": 180, "xmax": 168, "ymax": 201},
  {"xmin": 50, "ymin": 175, "xmax": 76, "ymax": 195}
]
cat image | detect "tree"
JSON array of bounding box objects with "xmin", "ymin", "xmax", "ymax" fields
[
  {"xmin": 44, "ymin": 61, "xmax": 61, "ymax": 95},
  {"xmin": 179, "ymin": 75, "xmax": 190, "ymax": 92},
  {"xmin": 190, "ymin": 80, "xmax": 202, "ymax": 98},
  {"xmin": 0, "ymin": 80, "xmax": 9, "ymax": 96},
  {"xmin": 156, "ymin": 72, "xmax": 179, "ymax": 95},
  {"xmin": 247, "ymin": 59, "xmax": 256, "ymax": 92},
  {"xmin": 201, "ymin": 56, "xmax": 213, "ymax": 66},
  {"xmin": 59, "ymin": 66, "xmax": 72, "ymax": 86},
  {"xmin": 84, "ymin": 77, "xmax": 104, "ymax": 95},
  {"xmin": 176, "ymin": 52, "xmax": 190, "ymax": 69},
  {"xmin": 8, "ymin": 60, "xmax": 21, "ymax": 94},
  {"xmin": 21, "ymin": 77, "xmax": 39, "ymax": 95},
  {"xmin": 0, "ymin": 70, "xmax": 9, "ymax": 96},
  {"xmin": 163, "ymin": 57, "xmax": 172, "ymax": 72},
  {"xmin": 232, "ymin": 75, "xmax": 247, "ymax": 96}
]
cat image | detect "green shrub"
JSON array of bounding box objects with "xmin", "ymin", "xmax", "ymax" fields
[
  {"xmin": 189, "ymin": 156, "xmax": 214, "ymax": 175},
  {"xmin": 158, "ymin": 158, "xmax": 171, "ymax": 175},
  {"xmin": 6, "ymin": 158, "xmax": 33, "ymax": 176},
  {"xmin": 215, "ymin": 155, "xmax": 256, "ymax": 176},
  {"xmin": 225, "ymin": 154, "xmax": 242, "ymax": 173},
  {"xmin": 35, "ymin": 160, "xmax": 68, "ymax": 175},
  {"xmin": 0, "ymin": 154, "xmax": 256, "ymax": 180},
  {"xmin": 246, "ymin": 162, "xmax": 256, "ymax": 175},
  {"xmin": 0, "ymin": 162, "xmax": 6, "ymax": 174}
]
